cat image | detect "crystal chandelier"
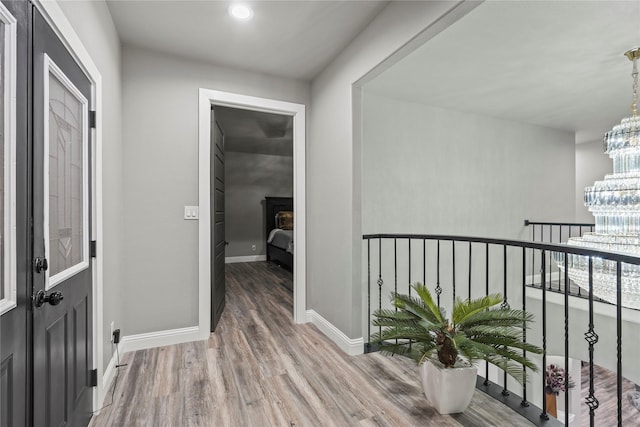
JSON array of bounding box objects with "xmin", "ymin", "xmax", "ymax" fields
[{"xmin": 558, "ymin": 48, "xmax": 640, "ymax": 309}]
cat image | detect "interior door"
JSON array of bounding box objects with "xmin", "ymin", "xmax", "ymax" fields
[
  {"xmin": 0, "ymin": 1, "xmax": 30, "ymax": 425},
  {"xmin": 211, "ymin": 108, "xmax": 225, "ymax": 331},
  {"xmin": 32, "ymin": 8, "xmax": 94, "ymax": 427}
]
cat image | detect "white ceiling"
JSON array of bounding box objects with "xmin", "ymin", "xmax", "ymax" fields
[
  {"xmin": 214, "ymin": 106, "xmax": 293, "ymax": 156},
  {"xmin": 365, "ymin": 1, "xmax": 640, "ymax": 144},
  {"xmin": 106, "ymin": 0, "xmax": 388, "ymax": 81}
]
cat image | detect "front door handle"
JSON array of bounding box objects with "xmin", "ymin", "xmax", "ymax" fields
[
  {"xmin": 35, "ymin": 257, "xmax": 48, "ymax": 273},
  {"xmin": 34, "ymin": 290, "xmax": 64, "ymax": 308}
]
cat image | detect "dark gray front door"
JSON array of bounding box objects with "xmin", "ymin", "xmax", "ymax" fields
[
  {"xmin": 211, "ymin": 108, "xmax": 225, "ymax": 331},
  {"xmin": 0, "ymin": 1, "xmax": 30, "ymax": 425},
  {"xmin": 32, "ymin": 8, "xmax": 93, "ymax": 426}
]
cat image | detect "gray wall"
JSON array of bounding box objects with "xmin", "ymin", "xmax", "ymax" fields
[
  {"xmin": 361, "ymin": 92, "xmax": 576, "ymax": 372},
  {"xmin": 121, "ymin": 45, "xmax": 309, "ymax": 335},
  {"xmin": 58, "ymin": 0, "xmax": 124, "ymax": 373},
  {"xmin": 308, "ymin": 0, "xmax": 459, "ymax": 339},
  {"xmin": 575, "ymin": 139, "xmax": 612, "ymax": 223},
  {"xmin": 362, "ymin": 92, "xmax": 577, "ymax": 238},
  {"xmin": 225, "ymin": 151, "xmax": 293, "ymax": 258},
  {"xmin": 57, "ymin": 0, "xmax": 590, "ymax": 362}
]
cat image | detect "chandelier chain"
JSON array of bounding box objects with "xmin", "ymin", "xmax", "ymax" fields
[{"xmin": 633, "ymin": 57, "xmax": 639, "ymax": 117}]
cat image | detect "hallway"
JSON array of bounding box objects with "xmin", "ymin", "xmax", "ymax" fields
[{"xmin": 89, "ymin": 262, "xmax": 532, "ymax": 426}]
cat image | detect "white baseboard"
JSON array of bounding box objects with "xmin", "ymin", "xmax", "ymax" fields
[
  {"xmin": 102, "ymin": 349, "xmax": 117, "ymax": 391},
  {"xmin": 120, "ymin": 326, "xmax": 204, "ymax": 353},
  {"xmin": 225, "ymin": 255, "xmax": 267, "ymax": 264},
  {"xmin": 94, "ymin": 349, "xmax": 118, "ymax": 414},
  {"xmin": 306, "ymin": 310, "xmax": 363, "ymax": 356}
]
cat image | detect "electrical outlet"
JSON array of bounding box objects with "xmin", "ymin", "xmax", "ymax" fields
[
  {"xmin": 251, "ymin": 244, "xmax": 256, "ymax": 251},
  {"xmin": 110, "ymin": 321, "xmax": 115, "ymax": 343}
]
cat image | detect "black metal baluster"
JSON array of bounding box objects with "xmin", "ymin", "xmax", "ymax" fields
[
  {"xmin": 360, "ymin": 232, "xmax": 618, "ymax": 427},
  {"xmin": 559, "ymin": 225, "xmax": 563, "ymax": 244},
  {"xmin": 564, "ymin": 253, "xmax": 570, "ymax": 426},
  {"xmin": 585, "ymin": 257, "xmax": 599, "ymax": 426},
  {"xmin": 423, "ymin": 238, "xmax": 426, "ymax": 287},
  {"xmin": 484, "ymin": 242, "xmax": 490, "ymax": 387},
  {"xmin": 408, "ymin": 239, "xmax": 412, "ymax": 353},
  {"xmin": 394, "ymin": 238, "xmax": 398, "ymax": 346},
  {"xmin": 555, "ymin": 226, "xmax": 561, "ymax": 292},
  {"xmin": 617, "ymin": 261, "xmax": 623, "ymax": 427},
  {"xmin": 452, "ymin": 242, "xmax": 456, "ymax": 304},
  {"xmin": 408, "ymin": 239, "xmax": 412, "ymax": 296},
  {"xmin": 521, "ymin": 247, "xmax": 529, "ymax": 407},
  {"xmin": 546, "ymin": 231, "xmax": 553, "ymax": 291},
  {"xmin": 531, "ymin": 224, "xmax": 536, "ymax": 287},
  {"xmin": 367, "ymin": 238, "xmax": 371, "ymax": 352},
  {"xmin": 501, "ymin": 244, "xmax": 509, "ymax": 396},
  {"xmin": 468, "ymin": 242, "xmax": 472, "ymax": 300},
  {"xmin": 577, "ymin": 228, "xmax": 583, "ymax": 297},
  {"xmin": 436, "ymin": 240, "xmax": 442, "ymax": 307},
  {"xmin": 540, "ymin": 250, "xmax": 549, "ymax": 421},
  {"xmin": 377, "ymin": 239, "xmax": 383, "ymax": 342},
  {"xmin": 541, "ymin": 227, "xmax": 545, "ymax": 291},
  {"xmin": 569, "ymin": 225, "xmax": 575, "ymax": 298}
]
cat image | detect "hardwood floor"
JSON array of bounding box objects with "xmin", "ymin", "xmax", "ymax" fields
[
  {"xmin": 580, "ymin": 363, "xmax": 640, "ymax": 426},
  {"xmin": 90, "ymin": 262, "xmax": 533, "ymax": 427}
]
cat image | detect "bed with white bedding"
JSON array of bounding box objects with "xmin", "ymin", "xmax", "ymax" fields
[{"xmin": 265, "ymin": 197, "xmax": 293, "ymax": 270}]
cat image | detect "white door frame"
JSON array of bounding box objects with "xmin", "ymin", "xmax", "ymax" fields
[
  {"xmin": 198, "ymin": 89, "xmax": 307, "ymax": 334},
  {"xmin": 31, "ymin": 0, "xmax": 106, "ymax": 411}
]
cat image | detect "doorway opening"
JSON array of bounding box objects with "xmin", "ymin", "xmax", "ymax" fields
[
  {"xmin": 215, "ymin": 106, "xmax": 294, "ymax": 266},
  {"xmin": 198, "ymin": 89, "xmax": 306, "ymax": 336}
]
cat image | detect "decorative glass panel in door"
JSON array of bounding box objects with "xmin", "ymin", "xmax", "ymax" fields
[
  {"xmin": 0, "ymin": 3, "xmax": 17, "ymax": 314},
  {"xmin": 44, "ymin": 54, "xmax": 88, "ymax": 289},
  {"xmin": 1, "ymin": 20, "xmax": 5, "ymax": 301}
]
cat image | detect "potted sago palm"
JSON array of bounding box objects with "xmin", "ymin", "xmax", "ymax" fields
[{"xmin": 372, "ymin": 283, "xmax": 543, "ymax": 414}]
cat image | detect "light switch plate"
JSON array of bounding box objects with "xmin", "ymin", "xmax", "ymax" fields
[{"xmin": 184, "ymin": 206, "xmax": 199, "ymax": 220}]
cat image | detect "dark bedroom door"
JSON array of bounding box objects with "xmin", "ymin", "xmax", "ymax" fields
[
  {"xmin": 32, "ymin": 8, "xmax": 94, "ymax": 426},
  {"xmin": 211, "ymin": 108, "xmax": 225, "ymax": 332},
  {"xmin": 0, "ymin": 1, "xmax": 30, "ymax": 425}
]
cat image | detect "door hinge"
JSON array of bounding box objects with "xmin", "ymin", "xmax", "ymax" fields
[
  {"xmin": 89, "ymin": 369, "xmax": 98, "ymax": 387},
  {"xmin": 90, "ymin": 240, "xmax": 97, "ymax": 258},
  {"xmin": 89, "ymin": 110, "xmax": 96, "ymax": 129}
]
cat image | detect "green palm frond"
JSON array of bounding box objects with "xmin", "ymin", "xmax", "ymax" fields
[
  {"xmin": 459, "ymin": 308, "xmax": 533, "ymax": 330},
  {"xmin": 372, "ymin": 308, "xmax": 416, "ymax": 321},
  {"xmin": 484, "ymin": 354, "xmax": 536, "ymax": 384},
  {"xmin": 392, "ymin": 292, "xmax": 442, "ymax": 324},
  {"xmin": 371, "ymin": 282, "xmax": 543, "ymax": 385},
  {"xmin": 470, "ymin": 334, "xmax": 542, "ymax": 355},
  {"xmin": 452, "ymin": 294, "xmax": 503, "ymax": 324},
  {"xmin": 457, "ymin": 345, "xmax": 535, "ymax": 384},
  {"xmin": 372, "ymin": 309, "xmax": 423, "ymax": 329},
  {"xmin": 464, "ymin": 325, "xmax": 524, "ymax": 339},
  {"xmin": 371, "ymin": 327, "xmax": 431, "ymax": 343},
  {"xmin": 411, "ymin": 283, "xmax": 443, "ymax": 323},
  {"xmin": 377, "ymin": 341, "xmax": 438, "ymax": 364}
]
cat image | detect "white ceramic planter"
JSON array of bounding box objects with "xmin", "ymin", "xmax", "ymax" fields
[{"xmin": 420, "ymin": 360, "xmax": 478, "ymax": 414}]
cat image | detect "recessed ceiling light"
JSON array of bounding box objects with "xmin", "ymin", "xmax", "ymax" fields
[{"xmin": 229, "ymin": 3, "xmax": 253, "ymax": 21}]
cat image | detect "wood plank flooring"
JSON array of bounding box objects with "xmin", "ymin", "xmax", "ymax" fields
[
  {"xmin": 90, "ymin": 262, "xmax": 534, "ymax": 427},
  {"xmin": 580, "ymin": 363, "xmax": 640, "ymax": 426}
]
